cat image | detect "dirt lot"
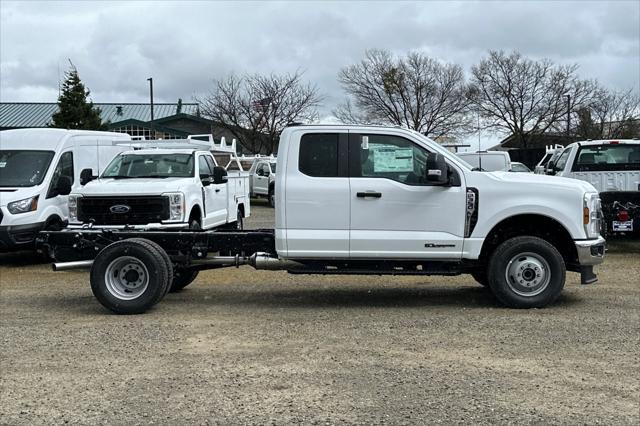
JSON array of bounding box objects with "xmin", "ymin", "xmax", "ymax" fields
[{"xmin": 1, "ymin": 201, "xmax": 638, "ymax": 425}]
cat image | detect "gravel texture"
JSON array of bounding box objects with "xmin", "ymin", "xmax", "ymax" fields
[{"xmin": 1, "ymin": 200, "xmax": 638, "ymax": 425}]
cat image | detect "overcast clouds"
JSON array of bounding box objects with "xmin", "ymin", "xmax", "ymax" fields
[{"xmin": 1, "ymin": 0, "xmax": 639, "ymax": 117}]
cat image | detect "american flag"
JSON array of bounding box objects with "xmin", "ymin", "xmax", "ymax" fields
[{"xmin": 252, "ymin": 97, "xmax": 272, "ymax": 112}]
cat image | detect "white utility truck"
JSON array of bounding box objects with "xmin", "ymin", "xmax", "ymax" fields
[
  {"xmin": 457, "ymin": 151, "xmax": 512, "ymax": 172},
  {"xmin": 0, "ymin": 128, "xmax": 133, "ymax": 251},
  {"xmin": 248, "ymin": 156, "xmax": 277, "ymax": 207},
  {"xmin": 67, "ymin": 136, "xmax": 250, "ymax": 232},
  {"xmin": 43, "ymin": 125, "xmax": 605, "ymax": 313},
  {"xmin": 546, "ymin": 139, "xmax": 639, "ymax": 237}
]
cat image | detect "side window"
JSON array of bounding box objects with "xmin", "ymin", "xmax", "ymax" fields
[
  {"xmin": 204, "ymin": 156, "xmax": 217, "ymax": 173},
  {"xmin": 352, "ymin": 134, "xmax": 431, "ymax": 185},
  {"xmin": 299, "ymin": 133, "xmax": 339, "ymax": 177},
  {"xmin": 47, "ymin": 151, "xmax": 74, "ymax": 198},
  {"xmin": 198, "ymin": 155, "xmax": 212, "ymax": 176},
  {"xmin": 554, "ymin": 148, "xmax": 571, "ymax": 171},
  {"xmin": 261, "ymin": 163, "xmax": 271, "ymax": 175}
]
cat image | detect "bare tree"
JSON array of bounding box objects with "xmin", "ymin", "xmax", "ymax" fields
[
  {"xmin": 335, "ymin": 49, "xmax": 472, "ymax": 139},
  {"xmin": 468, "ymin": 50, "xmax": 598, "ymax": 148},
  {"xmin": 588, "ymin": 87, "xmax": 640, "ymax": 138},
  {"xmin": 199, "ymin": 71, "xmax": 322, "ymax": 154}
]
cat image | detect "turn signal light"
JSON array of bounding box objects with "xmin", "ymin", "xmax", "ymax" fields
[{"xmin": 583, "ymin": 207, "xmax": 590, "ymax": 224}]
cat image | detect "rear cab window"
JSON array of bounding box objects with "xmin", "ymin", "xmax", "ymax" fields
[
  {"xmin": 572, "ymin": 144, "xmax": 640, "ymax": 171},
  {"xmin": 298, "ymin": 133, "xmax": 348, "ymax": 177}
]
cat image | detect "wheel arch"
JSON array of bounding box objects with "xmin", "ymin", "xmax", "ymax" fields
[
  {"xmin": 479, "ymin": 213, "xmax": 579, "ymax": 270},
  {"xmin": 188, "ymin": 204, "xmax": 202, "ymax": 224}
]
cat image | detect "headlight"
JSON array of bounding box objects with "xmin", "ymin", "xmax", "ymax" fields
[
  {"xmin": 7, "ymin": 196, "xmax": 39, "ymax": 214},
  {"xmin": 583, "ymin": 193, "xmax": 602, "ymax": 239},
  {"xmin": 163, "ymin": 192, "xmax": 184, "ymax": 222},
  {"xmin": 68, "ymin": 194, "xmax": 81, "ymax": 223}
]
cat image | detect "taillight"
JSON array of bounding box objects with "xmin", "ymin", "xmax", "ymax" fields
[
  {"xmin": 609, "ymin": 140, "xmax": 619, "ymax": 144},
  {"xmin": 617, "ymin": 210, "xmax": 630, "ymax": 221}
]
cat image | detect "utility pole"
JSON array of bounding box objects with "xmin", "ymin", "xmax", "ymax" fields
[
  {"xmin": 147, "ymin": 77, "xmax": 154, "ymax": 139},
  {"xmin": 565, "ymin": 94, "xmax": 571, "ymax": 138}
]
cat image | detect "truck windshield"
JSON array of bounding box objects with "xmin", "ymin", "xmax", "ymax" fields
[
  {"xmin": 574, "ymin": 145, "xmax": 640, "ymax": 171},
  {"xmin": 0, "ymin": 150, "xmax": 55, "ymax": 187},
  {"xmin": 102, "ymin": 153, "xmax": 195, "ymax": 178}
]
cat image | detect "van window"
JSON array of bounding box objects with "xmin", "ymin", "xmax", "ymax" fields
[
  {"xmin": 299, "ymin": 134, "xmax": 339, "ymax": 177},
  {"xmin": 47, "ymin": 151, "xmax": 74, "ymax": 198},
  {"xmin": 0, "ymin": 150, "xmax": 55, "ymax": 187}
]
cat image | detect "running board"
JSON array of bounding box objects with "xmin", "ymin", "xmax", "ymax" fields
[{"xmin": 287, "ymin": 261, "xmax": 462, "ymax": 276}]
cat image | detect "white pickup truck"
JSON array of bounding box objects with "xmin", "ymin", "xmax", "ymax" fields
[
  {"xmin": 248, "ymin": 156, "xmax": 277, "ymax": 207},
  {"xmin": 68, "ymin": 138, "xmax": 250, "ymax": 231},
  {"xmin": 547, "ymin": 139, "xmax": 640, "ymax": 237},
  {"xmin": 44, "ymin": 125, "xmax": 606, "ymax": 314}
]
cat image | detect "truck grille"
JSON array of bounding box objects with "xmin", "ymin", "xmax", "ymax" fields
[{"xmin": 78, "ymin": 196, "xmax": 170, "ymax": 225}]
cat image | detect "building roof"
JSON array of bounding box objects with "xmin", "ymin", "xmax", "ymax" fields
[{"xmin": 0, "ymin": 102, "xmax": 200, "ymax": 128}]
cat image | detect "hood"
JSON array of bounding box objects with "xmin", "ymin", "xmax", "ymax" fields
[
  {"xmin": 0, "ymin": 187, "xmax": 41, "ymax": 207},
  {"xmin": 487, "ymin": 171, "xmax": 598, "ymax": 194},
  {"xmin": 76, "ymin": 178, "xmax": 191, "ymax": 196}
]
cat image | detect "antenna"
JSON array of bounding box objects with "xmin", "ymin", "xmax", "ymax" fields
[{"xmin": 477, "ymin": 109, "xmax": 482, "ymax": 170}]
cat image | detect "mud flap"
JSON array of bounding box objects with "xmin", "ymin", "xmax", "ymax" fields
[{"xmin": 580, "ymin": 266, "xmax": 598, "ymax": 284}]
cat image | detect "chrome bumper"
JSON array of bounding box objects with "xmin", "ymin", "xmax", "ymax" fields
[{"xmin": 575, "ymin": 236, "xmax": 606, "ymax": 266}]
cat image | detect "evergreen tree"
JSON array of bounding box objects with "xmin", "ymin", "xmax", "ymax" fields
[{"xmin": 49, "ymin": 62, "xmax": 107, "ymax": 130}]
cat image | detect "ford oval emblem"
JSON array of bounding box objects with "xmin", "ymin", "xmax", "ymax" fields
[{"xmin": 110, "ymin": 204, "xmax": 131, "ymax": 214}]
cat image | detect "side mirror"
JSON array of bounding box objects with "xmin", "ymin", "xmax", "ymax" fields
[
  {"xmin": 80, "ymin": 168, "xmax": 96, "ymax": 185},
  {"xmin": 56, "ymin": 176, "xmax": 72, "ymax": 196},
  {"xmin": 200, "ymin": 172, "xmax": 212, "ymax": 186},
  {"xmin": 424, "ymin": 153, "xmax": 450, "ymax": 186},
  {"xmin": 213, "ymin": 166, "xmax": 228, "ymax": 184},
  {"xmin": 256, "ymin": 168, "xmax": 264, "ymax": 177}
]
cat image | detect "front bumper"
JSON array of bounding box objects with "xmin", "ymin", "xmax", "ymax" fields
[
  {"xmin": 575, "ymin": 236, "xmax": 606, "ymax": 266},
  {"xmin": 0, "ymin": 222, "xmax": 45, "ymax": 252}
]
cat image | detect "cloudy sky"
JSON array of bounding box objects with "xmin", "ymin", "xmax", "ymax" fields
[{"xmin": 1, "ymin": 0, "xmax": 639, "ymax": 121}]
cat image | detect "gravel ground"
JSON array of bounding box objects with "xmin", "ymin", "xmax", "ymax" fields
[{"xmin": 1, "ymin": 201, "xmax": 638, "ymax": 425}]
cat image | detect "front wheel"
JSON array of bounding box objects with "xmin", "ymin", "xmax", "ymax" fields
[{"xmin": 487, "ymin": 236, "xmax": 566, "ymax": 308}]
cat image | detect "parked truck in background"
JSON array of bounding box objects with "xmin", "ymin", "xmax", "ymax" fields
[
  {"xmin": 457, "ymin": 151, "xmax": 512, "ymax": 171},
  {"xmin": 0, "ymin": 128, "xmax": 133, "ymax": 251},
  {"xmin": 43, "ymin": 125, "xmax": 605, "ymax": 314},
  {"xmin": 248, "ymin": 156, "xmax": 277, "ymax": 207},
  {"xmin": 68, "ymin": 136, "xmax": 250, "ymax": 232},
  {"xmin": 547, "ymin": 139, "xmax": 639, "ymax": 237}
]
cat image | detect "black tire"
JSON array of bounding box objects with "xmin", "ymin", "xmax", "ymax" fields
[
  {"xmin": 127, "ymin": 238, "xmax": 174, "ymax": 296},
  {"xmin": 471, "ymin": 270, "xmax": 489, "ymax": 287},
  {"xmin": 189, "ymin": 217, "xmax": 201, "ymax": 230},
  {"xmin": 90, "ymin": 239, "xmax": 170, "ymax": 314},
  {"xmin": 236, "ymin": 210, "xmax": 244, "ymax": 230},
  {"xmin": 487, "ymin": 236, "xmax": 566, "ymax": 308},
  {"xmin": 169, "ymin": 269, "xmax": 199, "ymax": 292},
  {"xmin": 268, "ymin": 186, "xmax": 275, "ymax": 208}
]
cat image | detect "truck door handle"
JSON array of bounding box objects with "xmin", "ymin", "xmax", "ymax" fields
[
  {"xmin": 215, "ymin": 189, "xmax": 221, "ymax": 193},
  {"xmin": 356, "ymin": 191, "xmax": 382, "ymax": 198}
]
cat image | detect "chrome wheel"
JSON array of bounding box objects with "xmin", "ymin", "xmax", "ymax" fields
[
  {"xmin": 104, "ymin": 256, "xmax": 149, "ymax": 300},
  {"xmin": 505, "ymin": 252, "xmax": 551, "ymax": 297}
]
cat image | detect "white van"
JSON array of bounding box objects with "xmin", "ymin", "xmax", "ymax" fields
[
  {"xmin": 0, "ymin": 128, "xmax": 132, "ymax": 251},
  {"xmin": 457, "ymin": 151, "xmax": 512, "ymax": 171}
]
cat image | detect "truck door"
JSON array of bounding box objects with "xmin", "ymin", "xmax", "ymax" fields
[
  {"xmin": 348, "ymin": 131, "xmax": 466, "ymax": 259},
  {"xmin": 198, "ymin": 155, "xmax": 226, "ymax": 227},
  {"xmin": 283, "ymin": 132, "xmax": 350, "ymax": 257}
]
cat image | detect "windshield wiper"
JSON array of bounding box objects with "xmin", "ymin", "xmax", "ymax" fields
[
  {"xmin": 108, "ymin": 176, "xmax": 136, "ymax": 179},
  {"xmin": 471, "ymin": 167, "xmax": 485, "ymax": 172}
]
